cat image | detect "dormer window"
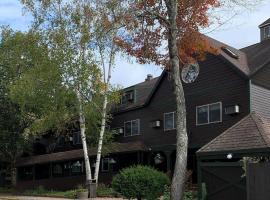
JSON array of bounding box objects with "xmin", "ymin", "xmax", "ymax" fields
[
  {"xmin": 259, "ymin": 18, "xmax": 270, "ymax": 41},
  {"xmin": 121, "ymin": 90, "xmax": 135, "ymax": 104},
  {"xmin": 264, "ymin": 26, "xmax": 270, "ymax": 39}
]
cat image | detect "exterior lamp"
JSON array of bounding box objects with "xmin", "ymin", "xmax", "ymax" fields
[
  {"xmin": 227, "ymin": 153, "xmax": 233, "ymax": 159},
  {"xmin": 154, "ymin": 153, "xmax": 164, "ymax": 164}
]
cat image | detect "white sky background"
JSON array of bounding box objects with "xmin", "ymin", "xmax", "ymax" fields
[{"xmin": 1, "ymin": 0, "xmax": 270, "ymax": 87}]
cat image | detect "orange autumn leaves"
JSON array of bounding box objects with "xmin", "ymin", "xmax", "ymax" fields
[{"xmin": 114, "ymin": 0, "xmax": 220, "ymax": 68}]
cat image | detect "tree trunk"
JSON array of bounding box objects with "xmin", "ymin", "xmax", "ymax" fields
[
  {"xmin": 94, "ymin": 94, "xmax": 108, "ymax": 182},
  {"xmin": 76, "ymin": 89, "xmax": 93, "ymax": 193},
  {"xmin": 165, "ymin": 1, "xmax": 188, "ymax": 200},
  {"xmin": 10, "ymin": 162, "xmax": 17, "ymax": 187},
  {"xmin": 94, "ymin": 47, "xmax": 113, "ymax": 183}
]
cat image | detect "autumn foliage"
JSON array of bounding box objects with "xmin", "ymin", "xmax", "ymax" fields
[{"xmin": 114, "ymin": 0, "xmax": 220, "ymax": 68}]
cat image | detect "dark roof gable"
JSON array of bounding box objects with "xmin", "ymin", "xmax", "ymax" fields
[
  {"xmin": 259, "ymin": 18, "xmax": 270, "ymax": 28},
  {"xmin": 197, "ymin": 112, "xmax": 270, "ymax": 155},
  {"xmin": 240, "ymin": 39, "xmax": 270, "ymax": 76}
]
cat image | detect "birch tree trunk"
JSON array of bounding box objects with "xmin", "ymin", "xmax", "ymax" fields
[
  {"xmin": 165, "ymin": 0, "xmax": 188, "ymax": 199},
  {"xmin": 76, "ymin": 89, "xmax": 92, "ymax": 191},
  {"xmin": 94, "ymin": 46, "xmax": 114, "ymax": 183}
]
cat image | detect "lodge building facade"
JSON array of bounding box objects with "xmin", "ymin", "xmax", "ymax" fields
[{"xmin": 15, "ymin": 18, "xmax": 270, "ymax": 191}]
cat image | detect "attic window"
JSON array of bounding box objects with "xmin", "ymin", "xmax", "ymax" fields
[
  {"xmin": 221, "ymin": 47, "xmax": 239, "ymax": 59},
  {"xmin": 121, "ymin": 90, "xmax": 134, "ymax": 104},
  {"xmin": 264, "ymin": 26, "xmax": 270, "ymax": 39}
]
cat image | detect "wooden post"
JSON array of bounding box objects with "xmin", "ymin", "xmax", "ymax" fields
[
  {"xmin": 197, "ymin": 158, "xmax": 202, "ymax": 200},
  {"xmin": 164, "ymin": 151, "xmax": 172, "ymax": 174},
  {"xmin": 137, "ymin": 151, "xmax": 141, "ymax": 164},
  {"xmin": 246, "ymin": 162, "xmax": 250, "ymax": 200}
]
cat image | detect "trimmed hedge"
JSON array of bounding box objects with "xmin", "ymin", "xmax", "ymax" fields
[{"xmin": 112, "ymin": 165, "xmax": 170, "ymax": 200}]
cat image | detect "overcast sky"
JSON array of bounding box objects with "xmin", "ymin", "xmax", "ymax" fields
[{"xmin": 1, "ymin": 0, "xmax": 270, "ymax": 87}]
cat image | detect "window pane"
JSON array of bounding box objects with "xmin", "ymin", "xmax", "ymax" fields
[
  {"xmin": 164, "ymin": 113, "xmax": 174, "ymax": 130},
  {"xmin": 73, "ymin": 132, "xmax": 81, "ymax": 145},
  {"xmin": 197, "ymin": 106, "xmax": 208, "ymax": 125},
  {"xmin": 124, "ymin": 122, "xmax": 131, "ymax": 136},
  {"xmin": 265, "ymin": 26, "xmax": 270, "ymax": 38},
  {"xmin": 209, "ymin": 103, "xmax": 221, "ymax": 123},
  {"xmin": 132, "ymin": 120, "xmax": 139, "ymax": 135}
]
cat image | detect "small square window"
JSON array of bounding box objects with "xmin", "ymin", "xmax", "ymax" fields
[{"xmin": 164, "ymin": 112, "xmax": 175, "ymax": 131}]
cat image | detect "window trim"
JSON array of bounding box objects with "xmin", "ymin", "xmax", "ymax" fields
[
  {"xmin": 264, "ymin": 26, "xmax": 270, "ymax": 39},
  {"xmin": 196, "ymin": 102, "xmax": 222, "ymax": 126},
  {"xmin": 101, "ymin": 158, "xmax": 110, "ymax": 172},
  {"xmin": 164, "ymin": 112, "xmax": 176, "ymax": 131},
  {"xmin": 124, "ymin": 119, "xmax": 140, "ymax": 137}
]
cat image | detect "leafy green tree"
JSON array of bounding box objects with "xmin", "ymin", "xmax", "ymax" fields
[
  {"xmin": 0, "ymin": 28, "xmax": 33, "ymax": 187},
  {"xmin": 18, "ymin": 1, "xmax": 120, "ymax": 196}
]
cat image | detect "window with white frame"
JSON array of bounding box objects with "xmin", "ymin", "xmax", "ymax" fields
[
  {"xmin": 101, "ymin": 158, "xmax": 109, "ymax": 172},
  {"xmin": 196, "ymin": 102, "xmax": 222, "ymax": 125},
  {"xmin": 164, "ymin": 112, "xmax": 176, "ymax": 131},
  {"xmin": 124, "ymin": 119, "xmax": 140, "ymax": 136}
]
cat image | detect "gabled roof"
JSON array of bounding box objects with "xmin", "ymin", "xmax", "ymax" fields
[
  {"xmin": 197, "ymin": 112, "xmax": 270, "ymax": 155},
  {"xmin": 259, "ymin": 18, "xmax": 270, "ymax": 28},
  {"xmin": 204, "ymin": 36, "xmax": 250, "ymax": 77},
  {"xmin": 113, "ymin": 35, "xmax": 270, "ymax": 113},
  {"xmin": 240, "ymin": 39, "xmax": 270, "ymax": 76},
  {"xmin": 111, "ymin": 73, "xmax": 163, "ymax": 113}
]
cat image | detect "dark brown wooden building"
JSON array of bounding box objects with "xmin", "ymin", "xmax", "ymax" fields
[{"xmin": 16, "ymin": 18, "xmax": 270, "ymax": 191}]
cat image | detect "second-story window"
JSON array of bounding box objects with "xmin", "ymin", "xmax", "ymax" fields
[
  {"xmin": 121, "ymin": 90, "xmax": 135, "ymax": 104},
  {"xmin": 164, "ymin": 112, "xmax": 176, "ymax": 131},
  {"xmin": 124, "ymin": 119, "xmax": 140, "ymax": 137},
  {"xmin": 196, "ymin": 102, "xmax": 222, "ymax": 125},
  {"xmin": 73, "ymin": 132, "xmax": 82, "ymax": 145}
]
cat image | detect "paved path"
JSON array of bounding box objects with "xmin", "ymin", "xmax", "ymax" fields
[{"xmin": 0, "ymin": 194, "xmax": 123, "ymax": 200}]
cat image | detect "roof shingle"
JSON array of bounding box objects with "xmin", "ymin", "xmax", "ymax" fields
[
  {"xmin": 16, "ymin": 141, "xmax": 148, "ymax": 167},
  {"xmin": 197, "ymin": 112, "xmax": 270, "ymax": 155}
]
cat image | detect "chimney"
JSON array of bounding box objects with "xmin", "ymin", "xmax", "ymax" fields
[
  {"xmin": 259, "ymin": 18, "xmax": 270, "ymax": 42},
  {"xmin": 145, "ymin": 74, "xmax": 153, "ymax": 81}
]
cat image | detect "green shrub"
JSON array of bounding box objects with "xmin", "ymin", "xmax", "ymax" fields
[
  {"xmin": 97, "ymin": 184, "xmax": 115, "ymax": 197},
  {"xmin": 112, "ymin": 165, "xmax": 170, "ymax": 200},
  {"xmin": 163, "ymin": 187, "xmax": 197, "ymax": 200}
]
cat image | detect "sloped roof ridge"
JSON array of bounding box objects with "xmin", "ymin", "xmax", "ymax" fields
[
  {"xmin": 203, "ymin": 35, "xmax": 250, "ymax": 77},
  {"xmin": 259, "ymin": 18, "xmax": 270, "ymax": 28},
  {"xmin": 197, "ymin": 113, "xmax": 252, "ymax": 153},
  {"xmin": 250, "ymin": 112, "xmax": 270, "ymax": 148}
]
